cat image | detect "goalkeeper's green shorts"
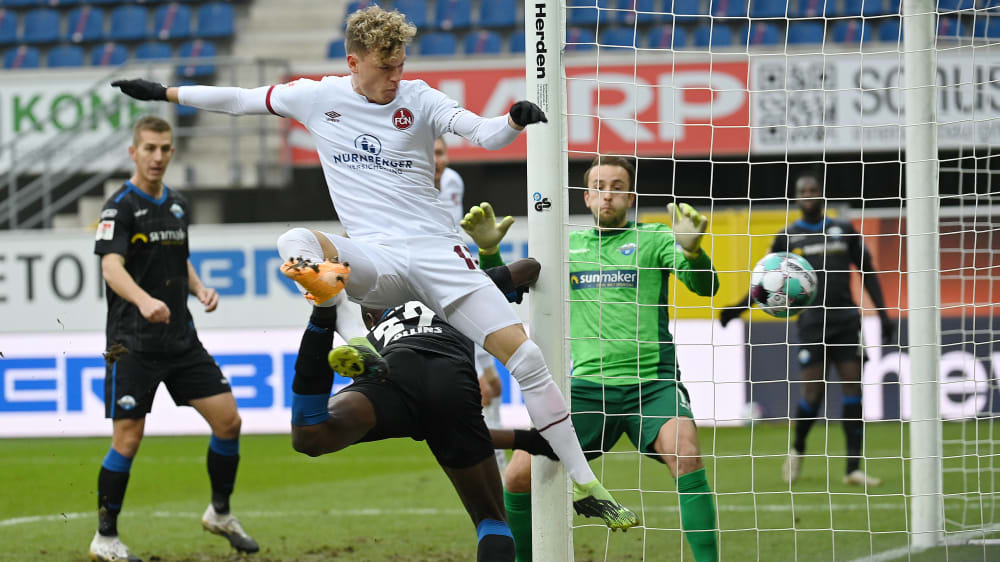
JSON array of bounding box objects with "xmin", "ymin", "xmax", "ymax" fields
[{"xmin": 570, "ymin": 378, "xmax": 694, "ymax": 464}]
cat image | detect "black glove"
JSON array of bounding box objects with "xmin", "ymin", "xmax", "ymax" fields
[
  {"xmin": 719, "ymin": 306, "xmax": 745, "ymax": 328},
  {"xmin": 508, "ymin": 101, "xmax": 547, "ymax": 127},
  {"xmin": 880, "ymin": 316, "xmax": 898, "ymax": 347},
  {"xmin": 111, "ymin": 78, "xmax": 168, "ymax": 101},
  {"xmin": 512, "ymin": 429, "xmax": 558, "ymax": 461}
]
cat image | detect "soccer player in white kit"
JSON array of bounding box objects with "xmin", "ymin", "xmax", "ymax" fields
[{"xmin": 111, "ymin": 5, "xmax": 637, "ymax": 530}]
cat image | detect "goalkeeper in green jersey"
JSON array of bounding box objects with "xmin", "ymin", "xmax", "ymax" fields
[{"xmin": 461, "ymin": 156, "xmax": 720, "ymax": 562}]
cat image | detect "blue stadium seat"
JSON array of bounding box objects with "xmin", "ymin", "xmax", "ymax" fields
[
  {"xmin": 328, "ymin": 37, "xmax": 346, "ymax": 58},
  {"xmin": 88, "ymin": 0, "xmax": 121, "ymax": 5},
  {"xmin": 693, "ymin": 22, "xmax": 733, "ymax": 47},
  {"xmin": 974, "ymin": 18, "xmax": 1000, "ymax": 38},
  {"xmin": 47, "ymin": 0, "xmax": 81, "ymax": 7},
  {"xmin": 937, "ymin": 0, "xmax": 973, "ymax": 11},
  {"xmin": 196, "ymin": 2, "xmax": 233, "ymax": 38},
  {"xmin": 710, "ymin": 0, "xmax": 747, "ymax": 18},
  {"xmin": 176, "ymin": 80, "xmax": 198, "ymax": 118},
  {"xmin": 601, "ymin": 27, "xmax": 637, "ymax": 48},
  {"xmin": 47, "ymin": 44, "xmax": 84, "ymax": 67},
  {"xmin": 22, "ymin": 8, "xmax": 60, "ymax": 44},
  {"xmin": 670, "ymin": 0, "xmax": 706, "ymax": 22},
  {"xmin": 177, "ymin": 39, "xmax": 216, "ymax": 76},
  {"xmin": 66, "ymin": 6, "xmax": 104, "ymax": 44},
  {"xmin": 154, "ymin": 3, "xmax": 192, "ymax": 40},
  {"xmin": 394, "ymin": 0, "xmax": 427, "ymax": 28},
  {"xmin": 109, "ymin": 5, "xmax": 149, "ymax": 42},
  {"xmin": 479, "ymin": 0, "xmax": 515, "ymax": 28},
  {"xmin": 878, "ymin": 17, "xmax": 900, "ymax": 42},
  {"xmin": 510, "ymin": 29, "xmax": 525, "ymax": 53},
  {"xmin": 787, "ymin": 21, "xmax": 824, "ymax": 44},
  {"xmin": 2, "ymin": 0, "xmax": 41, "ymax": 8},
  {"xmin": 985, "ymin": 0, "xmax": 1000, "ymax": 10},
  {"xmin": 749, "ymin": 0, "xmax": 786, "ymax": 18},
  {"xmin": 566, "ymin": 26, "xmax": 596, "ymax": 50},
  {"xmin": 464, "ymin": 30, "xmax": 501, "ymax": 54},
  {"xmin": 91, "ymin": 42, "xmax": 127, "ymax": 65},
  {"xmin": 135, "ymin": 40, "xmax": 172, "ymax": 60},
  {"xmin": 843, "ymin": 0, "xmax": 891, "ymax": 16},
  {"xmin": 567, "ymin": 0, "xmax": 612, "ymax": 26},
  {"xmin": 3, "ymin": 45, "xmax": 39, "ymax": 68},
  {"xmin": 937, "ymin": 16, "xmax": 964, "ymax": 40},
  {"xmin": 742, "ymin": 21, "xmax": 780, "ymax": 46},
  {"xmin": 0, "ymin": 10, "xmax": 18, "ymax": 45},
  {"xmin": 615, "ymin": 0, "xmax": 658, "ymax": 25},
  {"xmin": 832, "ymin": 20, "xmax": 872, "ymax": 44},
  {"xmin": 646, "ymin": 24, "xmax": 686, "ymax": 49},
  {"xmin": 435, "ymin": 0, "xmax": 471, "ymax": 30},
  {"xmin": 419, "ymin": 31, "xmax": 456, "ymax": 55},
  {"xmin": 794, "ymin": 0, "xmax": 835, "ymax": 18},
  {"xmin": 344, "ymin": 0, "xmax": 379, "ymax": 19}
]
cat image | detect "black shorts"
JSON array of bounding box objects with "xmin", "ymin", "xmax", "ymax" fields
[
  {"xmin": 104, "ymin": 343, "xmax": 231, "ymax": 419},
  {"xmin": 338, "ymin": 347, "xmax": 492, "ymax": 469},
  {"xmin": 796, "ymin": 316, "xmax": 865, "ymax": 367}
]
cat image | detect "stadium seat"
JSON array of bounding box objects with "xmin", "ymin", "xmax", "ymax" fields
[
  {"xmin": 710, "ymin": 0, "xmax": 747, "ymax": 18},
  {"xmin": 175, "ymin": 79, "xmax": 198, "ymax": 118},
  {"xmin": 463, "ymin": 30, "xmax": 501, "ymax": 54},
  {"xmin": 787, "ymin": 20, "xmax": 824, "ymax": 44},
  {"xmin": 670, "ymin": 0, "xmax": 706, "ymax": 22},
  {"xmin": 47, "ymin": 0, "xmax": 81, "ymax": 7},
  {"xmin": 418, "ymin": 32, "xmax": 456, "ymax": 55},
  {"xmin": 47, "ymin": 44, "xmax": 84, "ymax": 67},
  {"xmin": 435, "ymin": 0, "xmax": 471, "ymax": 30},
  {"xmin": 646, "ymin": 24, "xmax": 686, "ymax": 49},
  {"xmin": 66, "ymin": 6, "xmax": 105, "ymax": 44},
  {"xmin": 749, "ymin": 0, "xmax": 786, "ymax": 18},
  {"xmin": 937, "ymin": 16, "xmax": 964, "ymax": 40},
  {"xmin": 510, "ymin": 29, "xmax": 525, "ymax": 53},
  {"xmin": 842, "ymin": 0, "xmax": 891, "ymax": 16},
  {"xmin": 344, "ymin": 0, "xmax": 379, "ymax": 20},
  {"xmin": 328, "ymin": 38, "xmax": 346, "ymax": 58},
  {"xmin": 614, "ymin": 0, "xmax": 658, "ymax": 25},
  {"xmin": 2, "ymin": 0, "xmax": 42, "ymax": 8},
  {"xmin": 974, "ymin": 18, "xmax": 1000, "ymax": 39},
  {"xmin": 135, "ymin": 40, "xmax": 172, "ymax": 60},
  {"xmin": 742, "ymin": 21, "xmax": 780, "ymax": 46},
  {"xmin": 937, "ymin": 0, "xmax": 973, "ymax": 11},
  {"xmin": 394, "ymin": 0, "xmax": 428, "ymax": 28},
  {"xmin": 3, "ymin": 45, "xmax": 39, "ymax": 68},
  {"xmin": 794, "ymin": 0, "xmax": 835, "ymax": 18},
  {"xmin": 479, "ymin": 0, "xmax": 515, "ymax": 28},
  {"xmin": 693, "ymin": 22, "xmax": 734, "ymax": 47},
  {"xmin": 566, "ymin": 26, "xmax": 596, "ymax": 50},
  {"xmin": 22, "ymin": 9, "xmax": 60, "ymax": 44},
  {"xmin": 154, "ymin": 3, "xmax": 192, "ymax": 40},
  {"xmin": 601, "ymin": 27, "xmax": 638, "ymax": 48},
  {"xmin": 985, "ymin": 0, "xmax": 1000, "ymax": 10},
  {"xmin": 567, "ymin": 0, "xmax": 612, "ymax": 26},
  {"xmin": 0, "ymin": 10, "xmax": 17, "ymax": 45},
  {"xmin": 109, "ymin": 6, "xmax": 149, "ymax": 42},
  {"xmin": 831, "ymin": 20, "xmax": 872, "ymax": 45},
  {"xmin": 91, "ymin": 42, "xmax": 127, "ymax": 66},
  {"xmin": 196, "ymin": 3, "xmax": 234, "ymax": 38},
  {"xmin": 878, "ymin": 18, "xmax": 900, "ymax": 42},
  {"xmin": 177, "ymin": 39, "xmax": 216, "ymax": 77}
]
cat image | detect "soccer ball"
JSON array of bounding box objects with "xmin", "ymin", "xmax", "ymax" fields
[{"xmin": 749, "ymin": 252, "xmax": 818, "ymax": 318}]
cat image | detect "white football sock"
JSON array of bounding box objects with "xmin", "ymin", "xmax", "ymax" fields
[
  {"xmin": 505, "ymin": 340, "xmax": 596, "ymax": 485},
  {"xmin": 277, "ymin": 227, "xmax": 336, "ymax": 308}
]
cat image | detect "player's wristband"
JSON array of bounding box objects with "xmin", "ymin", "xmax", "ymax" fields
[{"xmin": 478, "ymin": 250, "xmax": 505, "ymax": 269}]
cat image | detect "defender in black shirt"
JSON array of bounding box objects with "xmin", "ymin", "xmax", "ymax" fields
[
  {"xmin": 89, "ymin": 117, "xmax": 257, "ymax": 562},
  {"xmin": 720, "ymin": 171, "xmax": 896, "ymax": 488},
  {"xmin": 286, "ymin": 258, "xmax": 555, "ymax": 562}
]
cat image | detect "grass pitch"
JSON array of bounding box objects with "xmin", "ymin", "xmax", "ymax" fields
[{"xmin": 2, "ymin": 421, "xmax": 998, "ymax": 561}]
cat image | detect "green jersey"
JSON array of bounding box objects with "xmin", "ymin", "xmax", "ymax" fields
[{"xmin": 568, "ymin": 222, "xmax": 718, "ymax": 386}]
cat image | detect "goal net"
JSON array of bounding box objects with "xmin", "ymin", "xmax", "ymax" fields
[{"xmin": 523, "ymin": 0, "xmax": 1000, "ymax": 560}]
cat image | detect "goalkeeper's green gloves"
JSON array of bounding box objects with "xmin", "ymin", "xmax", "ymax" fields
[
  {"xmin": 666, "ymin": 202, "xmax": 708, "ymax": 259},
  {"xmin": 112, "ymin": 78, "xmax": 168, "ymax": 101},
  {"xmin": 460, "ymin": 202, "xmax": 514, "ymax": 255}
]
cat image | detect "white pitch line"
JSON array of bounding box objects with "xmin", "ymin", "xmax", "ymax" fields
[{"xmin": 846, "ymin": 524, "xmax": 1000, "ymax": 562}]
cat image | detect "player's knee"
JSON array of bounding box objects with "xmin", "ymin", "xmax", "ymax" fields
[
  {"xmin": 675, "ymin": 443, "xmax": 703, "ymax": 475},
  {"xmin": 216, "ymin": 412, "xmax": 242, "ymax": 439},
  {"xmin": 277, "ymin": 227, "xmax": 322, "ymax": 262},
  {"xmin": 504, "ymin": 452, "xmax": 532, "ymax": 493},
  {"xmin": 504, "ymin": 339, "xmax": 550, "ymax": 392}
]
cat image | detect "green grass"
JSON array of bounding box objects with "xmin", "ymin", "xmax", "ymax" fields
[{"xmin": 2, "ymin": 421, "xmax": 998, "ymax": 561}]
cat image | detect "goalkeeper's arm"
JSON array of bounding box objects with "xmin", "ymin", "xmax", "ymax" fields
[{"xmin": 460, "ymin": 201, "xmax": 513, "ymax": 269}]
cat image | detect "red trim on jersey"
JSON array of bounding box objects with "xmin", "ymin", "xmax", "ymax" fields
[{"xmin": 265, "ymin": 85, "xmax": 281, "ymax": 117}]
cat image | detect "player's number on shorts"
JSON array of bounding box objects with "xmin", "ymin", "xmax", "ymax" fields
[{"xmin": 453, "ymin": 245, "xmax": 476, "ymax": 270}]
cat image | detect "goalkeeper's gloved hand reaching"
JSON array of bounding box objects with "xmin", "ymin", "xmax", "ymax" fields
[
  {"xmin": 111, "ymin": 78, "xmax": 168, "ymax": 101},
  {"xmin": 666, "ymin": 202, "xmax": 708, "ymax": 259},
  {"xmin": 508, "ymin": 101, "xmax": 547, "ymax": 128},
  {"xmin": 461, "ymin": 202, "xmax": 514, "ymax": 255}
]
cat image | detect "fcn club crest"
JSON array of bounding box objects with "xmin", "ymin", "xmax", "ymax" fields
[{"xmin": 392, "ymin": 108, "xmax": 414, "ymax": 130}]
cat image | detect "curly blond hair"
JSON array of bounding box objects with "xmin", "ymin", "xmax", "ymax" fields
[{"xmin": 345, "ymin": 6, "xmax": 416, "ymax": 63}]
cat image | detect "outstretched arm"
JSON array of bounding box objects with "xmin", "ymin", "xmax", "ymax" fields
[
  {"xmin": 113, "ymin": 78, "xmax": 318, "ymax": 120},
  {"xmin": 445, "ymin": 102, "xmax": 547, "ymax": 151},
  {"xmin": 666, "ymin": 202, "xmax": 719, "ymax": 297}
]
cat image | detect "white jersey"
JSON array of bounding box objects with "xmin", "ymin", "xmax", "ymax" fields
[
  {"xmin": 438, "ymin": 167, "xmax": 465, "ymax": 227},
  {"xmin": 265, "ymin": 76, "xmax": 516, "ymax": 241}
]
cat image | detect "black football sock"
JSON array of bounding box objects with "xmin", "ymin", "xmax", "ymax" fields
[
  {"xmin": 292, "ymin": 306, "xmax": 338, "ymax": 396},
  {"xmin": 793, "ymin": 398, "xmax": 822, "ymax": 454},
  {"xmin": 97, "ymin": 447, "xmax": 133, "ymax": 537},
  {"xmin": 477, "ymin": 519, "xmax": 515, "ymax": 562},
  {"xmin": 842, "ymin": 396, "xmax": 864, "ymax": 474},
  {"xmin": 207, "ymin": 435, "xmax": 240, "ymax": 514}
]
